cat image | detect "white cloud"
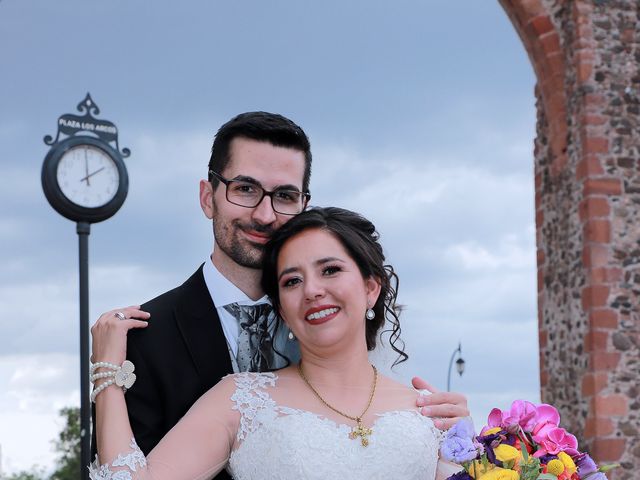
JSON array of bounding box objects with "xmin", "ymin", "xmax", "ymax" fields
[{"xmin": 0, "ymin": 354, "xmax": 79, "ymax": 475}]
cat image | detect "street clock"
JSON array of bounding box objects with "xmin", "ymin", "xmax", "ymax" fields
[{"xmin": 42, "ymin": 93, "xmax": 130, "ymax": 223}]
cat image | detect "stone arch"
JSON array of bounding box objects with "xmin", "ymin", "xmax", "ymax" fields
[{"xmin": 497, "ymin": 1, "xmax": 639, "ymax": 478}]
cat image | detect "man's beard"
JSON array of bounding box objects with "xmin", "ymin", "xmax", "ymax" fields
[{"xmin": 213, "ymin": 218, "xmax": 275, "ymax": 269}]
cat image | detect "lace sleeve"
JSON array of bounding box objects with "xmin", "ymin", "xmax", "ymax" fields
[
  {"xmin": 229, "ymin": 372, "xmax": 277, "ymax": 443},
  {"xmin": 89, "ymin": 438, "xmax": 146, "ymax": 479},
  {"xmin": 91, "ymin": 375, "xmax": 238, "ymax": 480}
]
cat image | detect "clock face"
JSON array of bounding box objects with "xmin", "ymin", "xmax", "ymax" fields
[{"xmin": 56, "ymin": 145, "xmax": 120, "ymax": 208}]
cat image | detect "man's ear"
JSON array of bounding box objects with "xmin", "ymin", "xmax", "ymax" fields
[
  {"xmin": 365, "ymin": 276, "xmax": 382, "ymax": 308},
  {"xmin": 199, "ymin": 179, "xmax": 215, "ymax": 219}
]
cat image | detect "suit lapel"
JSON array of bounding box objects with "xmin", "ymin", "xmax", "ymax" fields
[{"xmin": 174, "ymin": 266, "xmax": 233, "ymax": 391}]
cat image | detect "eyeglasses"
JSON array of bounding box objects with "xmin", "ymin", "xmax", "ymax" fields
[{"xmin": 209, "ymin": 170, "xmax": 310, "ymax": 215}]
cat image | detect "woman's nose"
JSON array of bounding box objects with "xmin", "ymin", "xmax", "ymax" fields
[{"xmin": 304, "ymin": 276, "xmax": 325, "ymax": 301}]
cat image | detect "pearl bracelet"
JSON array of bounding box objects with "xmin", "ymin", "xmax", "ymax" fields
[
  {"xmin": 90, "ymin": 362, "xmax": 120, "ymax": 375},
  {"xmin": 90, "ymin": 360, "xmax": 137, "ymax": 402},
  {"xmin": 90, "ymin": 371, "xmax": 116, "ymax": 383},
  {"xmin": 91, "ymin": 379, "xmax": 116, "ymax": 402}
]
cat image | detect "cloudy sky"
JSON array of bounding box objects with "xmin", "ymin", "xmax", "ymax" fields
[{"xmin": 0, "ymin": 0, "xmax": 539, "ymax": 474}]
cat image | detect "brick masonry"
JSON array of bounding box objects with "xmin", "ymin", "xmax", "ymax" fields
[{"xmin": 499, "ymin": 1, "xmax": 639, "ymax": 478}]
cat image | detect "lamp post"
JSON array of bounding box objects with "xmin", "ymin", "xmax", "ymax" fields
[
  {"xmin": 447, "ymin": 342, "xmax": 465, "ymax": 392},
  {"xmin": 42, "ymin": 94, "xmax": 130, "ymax": 479}
]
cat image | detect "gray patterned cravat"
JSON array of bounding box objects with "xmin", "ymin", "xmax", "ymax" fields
[{"xmin": 224, "ymin": 303, "xmax": 275, "ymax": 372}]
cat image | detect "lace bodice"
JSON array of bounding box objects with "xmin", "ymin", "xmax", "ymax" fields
[
  {"xmin": 90, "ymin": 372, "xmax": 448, "ymax": 480},
  {"xmin": 228, "ymin": 373, "xmax": 441, "ymax": 479}
]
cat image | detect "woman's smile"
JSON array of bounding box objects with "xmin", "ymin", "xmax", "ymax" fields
[{"xmin": 305, "ymin": 306, "xmax": 340, "ymax": 324}]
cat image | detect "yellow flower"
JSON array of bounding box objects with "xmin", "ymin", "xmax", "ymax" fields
[
  {"xmin": 468, "ymin": 461, "xmax": 495, "ymax": 479},
  {"xmin": 477, "ymin": 467, "xmax": 520, "ymax": 480},
  {"xmin": 557, "ymin": 452, "xmax": 577, "ymax": 475},
  {"xmin": 494, "ymin": 444, "xmax": 521, "ymax": 463},
  {"xmin": 546, "ymin": 459, "xmax": 565, "ymax": 476},
  {"xmin": 483, "ymin": 427, "xmax": 502, "ymax": 435}
]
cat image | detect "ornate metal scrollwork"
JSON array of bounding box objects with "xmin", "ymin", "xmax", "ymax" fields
[{"xmin": 43, "ymin": 93, "xmax": 130, "ymax": 158}]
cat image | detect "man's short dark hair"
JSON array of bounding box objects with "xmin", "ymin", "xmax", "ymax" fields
[{"xmin": 208, "ymin": 111, "xmax": 312, "ymax": 193}]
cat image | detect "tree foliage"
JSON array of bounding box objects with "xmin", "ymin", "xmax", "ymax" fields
[{"xmin": 49, "ymin": 407, "xmax": 81, "ymax": 480}]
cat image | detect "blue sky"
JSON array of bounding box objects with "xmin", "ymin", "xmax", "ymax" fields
[{"xmin": 0, "ymin": 1, "xmax": 538, "ymax": 473}]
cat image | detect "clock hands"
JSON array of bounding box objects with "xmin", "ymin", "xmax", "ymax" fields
[
  {"xmin": 80, "ymin": 167, "xmax": 105, "ymax": 184},
  {"xmin": 84, "ymin": 148, "xmax": 90, "ymax": 186}
]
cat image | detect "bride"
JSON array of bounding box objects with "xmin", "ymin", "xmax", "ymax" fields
[{"xmin": 90, "ymin": 207, "xmax": 462, "ymax": 479}]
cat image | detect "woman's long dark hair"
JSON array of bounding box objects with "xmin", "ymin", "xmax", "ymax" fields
[{"xmin": 261, "ymin": 207, "xmax": 408, "ymax": 366}]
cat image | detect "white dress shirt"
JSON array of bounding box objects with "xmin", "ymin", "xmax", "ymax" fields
[{"xmin": 202, "ymin": 256, "xmax": 298, "ymax": 371}]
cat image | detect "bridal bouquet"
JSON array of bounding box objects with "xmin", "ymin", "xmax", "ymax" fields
[{"xmin": 440, "ymin": 400, "xmax": 617, "ymax": 480}]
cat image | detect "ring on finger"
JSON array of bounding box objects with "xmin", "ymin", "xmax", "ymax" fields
[{"xmin": 114, "ymin": 311, "xmax": 126, "ymax": 321}]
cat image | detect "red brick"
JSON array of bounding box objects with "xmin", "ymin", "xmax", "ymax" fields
[
  {"xmin": 537, "ymin": 269, "xmax": 544, "ymax": 293},
  {"xmin": 539, "ymin": 329, "xmax": 548, "ymax": 349},
  {"xmin": 621, "ymin": 28, "xmax": 634, "ymax": 44},
  {"xmin": 582, "ymin": 244, "xmax": 609, "ymax": 268},
  {"xmin": 540, "ymin": 32, "xmax": 561, "ymax": 56},
  {"xmin": 578, "ymin": 62, "xmax": 593, "ymax": 83},
  {"xmin": 550, "ymin": 142, "xmax": 568, "ymax": 169},
  {"xmin": 545, "ymin": 53, "xmax": 565, "ymax": 79},
  {"xmin": 582, "ymin": 114, "xmax": 607, "ymax": 126},
  {"xmin": 589, "ymin": 309, "xmax": 619, "ymax": 329},
  {"xmin": 584, "ymin": 93, "xmax": 606, "ymax": 106},
  {"xmin": 591, "ymin": 438, "xmax": 626, "ymax": 462},
  {"xmin": 592, "ymin": 394, "xmax": 629, "ymax": 416},
  {"xmin": 584, "ymin": 417, "xmax": 614, "ymax": 437},
  {"xmin": 576, "ymin": 49, "xmax": 595, "ymax": 63},
  {"xmin": 576, "ymin": 156, "xmax": 605, "ymax": 180},
  {"xmin": 583, "ymin": 219, "xmax": 611, "ymax": 243},
  {"xmin": 582, "ymin": 372, "xmax": 609, "ymax": 396},
  {"xmin": 540, "ymin": 369, "xmax": 549, "ymax": 388},
  {"xmin": 591, "ymin": 267, "xmax": 623, "ymax": 284},
  {"xmin": 583, "ymin": 178, "xmax": 622, "ymax": 196},
  {"xmin": 536, "ymin": 209, "xmax": 544, "ymax": 227},
  {"xmin": 584, "ymin": 330, "xmax": 609, "ymax": 351},
  {"xmin": 578, "ymin": 197, "xmax": 610, "ymax": 220},
  {"xmin": 537, "ymin": 249, "xmax": 545, "ymax": 264},
  {"xmin": 590, "ymin": 351, "xmax": 621, "ymax": 371},
  {"xmin": 530, "ymin": 15, "xmax": 554, "ymax": 36},
  {"xmin": 582, "ymin": 136, "xmax": 609, "ymax": 154},
  {"xmin": 581, "ymin": 285, "xmax": 610, "ymax": 309}
]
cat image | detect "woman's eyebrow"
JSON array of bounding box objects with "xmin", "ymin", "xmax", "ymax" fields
[{"xmin": 278, "ymin": 257, "xmax": 345, "ymax": 281}]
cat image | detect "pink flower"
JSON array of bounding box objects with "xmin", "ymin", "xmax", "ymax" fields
[
  {"xmin": 532, "ymin": 404, "xmax": 560, "ymax": 442},
  {"xmin": 487, "ymin": 400, "xmax": 539, "ymax": 432},
  {"xmin": 533, "ymin": 427, "xmax": 579, "ymax": 457}
]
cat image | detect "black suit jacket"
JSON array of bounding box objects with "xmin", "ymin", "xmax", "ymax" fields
[{"xmin": 93, "ymin": 265, "xmax": 234, "ymax": 480}]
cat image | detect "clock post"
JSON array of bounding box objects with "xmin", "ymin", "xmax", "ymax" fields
[{"xmin": 41, "ymin": 93, "xmax": 130, "ymax": 479}]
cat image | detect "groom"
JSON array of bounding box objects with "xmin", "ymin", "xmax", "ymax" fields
[{"xmin": 92, "ymin": 112, "xmax": 468, "ymax": 478}]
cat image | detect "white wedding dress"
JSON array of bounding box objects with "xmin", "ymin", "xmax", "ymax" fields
[{"xmin": 90, "ymin": 372, "xmax": 454, "ymax": 480}]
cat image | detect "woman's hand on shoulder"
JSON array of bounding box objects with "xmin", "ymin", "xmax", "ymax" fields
[
  {"xmin": 90, "ymin": 306, "xmax": 150, "ymax": 365},
  {"xmin": 412, "ymin": 376, "xmax": 469, "ymax": 430}
]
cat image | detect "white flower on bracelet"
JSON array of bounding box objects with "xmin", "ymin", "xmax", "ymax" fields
[{"xmin": 90, "ymin": 360, "xmax": 136, "ymax": 402}]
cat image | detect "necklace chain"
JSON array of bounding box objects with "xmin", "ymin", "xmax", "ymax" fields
[{"xmin": 297, "ymin": 362, "xmax": 378, "ymax": 446}]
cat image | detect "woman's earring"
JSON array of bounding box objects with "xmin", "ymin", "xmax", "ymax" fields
[
  {"xmin": 288, "ymin": 330, "xmax": 295, "ymax": 341},
  {"xmin": 365, "ymin": 308, "xmax": 375, "ymax": 321}
]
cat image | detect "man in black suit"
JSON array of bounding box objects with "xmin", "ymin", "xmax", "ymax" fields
[{"xmin": 93, "ymin": 112, "xmax": 468, "ymax": 479}]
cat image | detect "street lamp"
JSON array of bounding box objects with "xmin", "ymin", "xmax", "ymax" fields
[{"xmin": 447, "ymin": 342, "xmax": 465, "ymax": 392}]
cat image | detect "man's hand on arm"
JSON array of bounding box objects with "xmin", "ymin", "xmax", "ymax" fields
[{"xmin": 412, "ymin": 376, "xmax": 469, "ymax": 430}]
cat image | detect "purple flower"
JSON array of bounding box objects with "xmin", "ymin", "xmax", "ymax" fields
[
  {"xmin": 584, "ymin": 474, "xmax": 607, "ymax": 480},
  {"xmin": 576, "ymin": 453, "xmax": 598, "ymax": 475},
  {"xmin": 440, "ymin": 418, "xmax": 478, "ymax": 463},
  {"xmin": 446, "ymin": 471, "xmax": 474, "ymax": 480},
  {"xmin": 475, "ymin": 431, "xmax": 503, "ymax": 466}
]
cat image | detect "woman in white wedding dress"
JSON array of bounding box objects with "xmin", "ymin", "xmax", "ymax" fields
[{"xmin": 90, "ymin": 207, "xmax": 461, "ymax": 480}]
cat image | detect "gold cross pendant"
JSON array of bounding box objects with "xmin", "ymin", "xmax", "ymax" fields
[{"xmin": 349, "ymin": 418, "xmax": 373, "ymax": 447}]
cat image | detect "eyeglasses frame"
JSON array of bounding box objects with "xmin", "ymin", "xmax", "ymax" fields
[{"xmin": 208, "ymin": 170, "xmax": 310, "ymax": 216}]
